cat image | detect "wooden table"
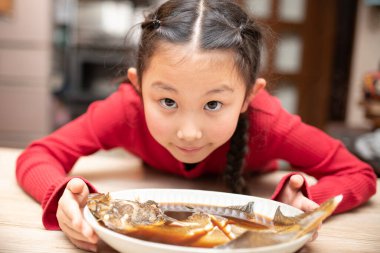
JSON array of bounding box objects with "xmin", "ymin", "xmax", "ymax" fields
[{"xmin": 1, "ymin": 147, "xmax": 379, "ymax": 252}]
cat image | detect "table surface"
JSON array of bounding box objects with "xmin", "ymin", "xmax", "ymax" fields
[{"xmin": 1, "ymin": 147, "xmax": 379, "ymax": 253}]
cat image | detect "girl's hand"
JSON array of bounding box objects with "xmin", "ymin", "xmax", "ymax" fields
[
  {"xmin": 278, "ymin": 174, "xmax": 319, "ymax": 212},
  {"xmin": 57, "ymin": 178, "xmax": 99, "ymax": 252},
  {"xmin": 277, "ymin": 174, "xmax": 320, "ymax": 241}
]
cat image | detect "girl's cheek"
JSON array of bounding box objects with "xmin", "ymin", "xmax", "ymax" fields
[
  {"xmin": 145, "ymin": 108, "xmax": 171, "ymax": 136},
  {"xmin": 207, "ymin": 116, "xmax": 238, "ymax": 141},
  {"xmin": 219, "ymin": 112, "xmax": 241, "ymax": 132}
]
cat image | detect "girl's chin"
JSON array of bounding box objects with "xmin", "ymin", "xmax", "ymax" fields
[
  {"xmin": 171, "ymin": 151, "xmax": 209, "ymax": 164},
  {"xmin": 175, "ymin": 155, "xmax": 205, "ymax": 164}
]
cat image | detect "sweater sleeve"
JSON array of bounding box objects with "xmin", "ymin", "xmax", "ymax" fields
[
  {"xmin": 248, "ymin": 90, "xmax": 377, "ymax": 213},
  {"xmin": 16, "ymin": 85, "xmax": 134, "ymax": 229},
  {"xmin": 269, "ymin": 104, "xmax": 376, "ymax": 213}
]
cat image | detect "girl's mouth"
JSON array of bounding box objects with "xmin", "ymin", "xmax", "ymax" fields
[{"xmin": 176, "ymin": 145, "xmax": 204, "ymax": 153}]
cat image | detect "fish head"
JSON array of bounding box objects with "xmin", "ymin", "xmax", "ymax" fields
[
  {"xmin": 87, "ymin": 193, "xmax": 112, "ymax": 219},
  {"xmin": 131, "ymin": 200, "xmax": 167, "ymax": 226}
]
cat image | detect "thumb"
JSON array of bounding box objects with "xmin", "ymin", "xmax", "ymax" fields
[
  {"xmin": 67, "ymin": 178, "xmax": 89, "ymax": 206},
  {"xmin": 289, "ymin": 174, "xmax": 304, "ymax": 191}
]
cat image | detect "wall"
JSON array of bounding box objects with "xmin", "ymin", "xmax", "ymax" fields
[
  {"xmin": 0, "ymin": 0, "xmax": 52, "ymax": 148},
  {"xmin": 346, "ymin": 0, "xmax": 380, "ymax": 129}
]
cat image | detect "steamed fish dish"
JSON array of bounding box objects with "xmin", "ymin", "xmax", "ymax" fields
[{"xmin": 87, "ymin": 193, "xmax": 342, "ymax": 248}]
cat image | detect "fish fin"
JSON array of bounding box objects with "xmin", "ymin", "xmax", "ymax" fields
[
  {"xmin": 241, "ymin": 202, "xmax": 255, "ymax": 214},
  {"xmin": 227, "ymin": 202, "xmax": 255, "ymax": 214},
  {"xmin": 273, "ymin": 207, "xmax": 301, "ymax": 226}
]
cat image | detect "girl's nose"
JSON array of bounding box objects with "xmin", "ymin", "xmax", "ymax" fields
[{"xmin": 177, "ymin": 124, "xmax": 202, "ymax": 141}]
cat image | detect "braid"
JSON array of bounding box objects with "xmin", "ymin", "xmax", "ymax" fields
[{"xmin": 224, "ymin": 112, "xmax": 250, "ymax": 195}]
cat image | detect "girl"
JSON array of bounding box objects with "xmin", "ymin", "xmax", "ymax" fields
[{"xmin": 16, "ymin": 0, "xmax": 376, "ymax": 252}]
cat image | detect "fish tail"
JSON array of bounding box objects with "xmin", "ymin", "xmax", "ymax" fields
[{"xmin": 295, "ymin": 194, "xmax": 343, "ymax": 238}]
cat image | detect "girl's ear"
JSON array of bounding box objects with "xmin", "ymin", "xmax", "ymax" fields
[
  {"xmin": 241, "ymin": 78, "xmax": 266, "ymax": 113},
  {"xmin": 127, "ymin": 68, "xmax": 140, "ymax": 92}
]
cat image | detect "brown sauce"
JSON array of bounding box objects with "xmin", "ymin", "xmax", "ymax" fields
[{"xmin": 103, "ymin": 207, "xmax": 272, "ymax": 248}]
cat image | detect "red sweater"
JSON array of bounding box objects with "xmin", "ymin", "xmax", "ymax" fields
[{"xmin": 16, "ymin": 84, "xmax": 377, "ymax": 230}]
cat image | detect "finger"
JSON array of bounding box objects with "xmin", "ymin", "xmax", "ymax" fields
[
  {"xmin": 58, "ymin": 207, "xmax": 85, "ymax": 235},
  {"xmin": 81, "ymin": 220, "xmax": 98, "ymax": 239},
  {"xmin": 60, "ymin": 220, "xmax": 95, "ymax": 243},
  {"xmin": 57, "ymin": 206, "xmax": 71, "ymax": 226},
  {"xmin": 302, "ymin": 198, "xmax": 320, "ymax": 212},
  {"xmin": 310, "ymin": 231, "xmax": 319, "ymax": 242},
  {"xmin": 69, "ymin": 237, "xmax": 98, "ymax": 252},
  {"xmin": 60, "ymin": 190, "xmax": 84, "ymax": 229},
  {"xmin": 60, "ymin": 220, "xmax": 98, "ymax": 244},
  {"xmin": 58, "ymin": 206, "xmax": 98, "ymax": 243},
  {"xmin": 57, "ymin": 203, "xmax": 82, "ymax": 234},
  {"xmin": 289, "ymin": 174, "xmax": 304, "ymax": 191}
]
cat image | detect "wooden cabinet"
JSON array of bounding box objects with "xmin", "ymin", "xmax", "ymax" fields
[
  {"xmin": 0, "ymin": 0, "xmax": 52, "ymax": 148},
  {"xmin": 238, "ymin": 0, "xmax": 357, "ymax": 129}
]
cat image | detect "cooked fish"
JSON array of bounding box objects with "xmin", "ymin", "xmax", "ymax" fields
[{"xmin": 87, "ymin": 193, "xmax": 342, "ymax": 248}]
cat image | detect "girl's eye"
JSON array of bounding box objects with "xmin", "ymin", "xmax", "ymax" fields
[
  {"xmin": 159, "ymin": 98, "xmax": 177, "ymax": 109},
  {"xmin": 204, "ymin": 101, "xmax": 222, "ymax": 111}
]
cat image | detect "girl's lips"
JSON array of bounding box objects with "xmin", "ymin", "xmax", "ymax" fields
[{"xmin": 176, "ymin": 145, "xmax": 203, "ymax": 153}]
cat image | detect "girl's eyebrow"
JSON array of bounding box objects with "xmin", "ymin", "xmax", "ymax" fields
[
  {"xmin": 151, "ymin": 82, "xmax": 234, "ymax": 95},
  {"xmin": 205, "ymin": 85, "xmax": 234, "ymax": 95},
  {"xmin": 152, "ymin": 82, "xmax": 178, "ymax": 93}
]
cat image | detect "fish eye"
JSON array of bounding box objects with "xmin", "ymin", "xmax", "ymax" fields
[
  {"xmin": 159, "ymin": 98, "xmax": 177, "ymax": 109},
  {"xmin": 204, "ymin": 101, "xmax": 222, "ymax": 111}
]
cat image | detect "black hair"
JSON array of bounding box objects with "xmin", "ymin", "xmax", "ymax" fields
[{"xmin": 137, "ymin": 0, "xmax": 263, "ymax": 194}]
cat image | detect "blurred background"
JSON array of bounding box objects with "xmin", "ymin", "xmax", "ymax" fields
[{"xmin": 0, "ymin": 0, "xmax": 379, "ymax": 153}]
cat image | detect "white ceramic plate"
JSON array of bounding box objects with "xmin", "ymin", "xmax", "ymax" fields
[{"xmin": 84, "ymin": 189, "xmax": 311, "ymax": 253}]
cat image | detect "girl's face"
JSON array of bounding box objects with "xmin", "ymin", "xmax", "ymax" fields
[{"xmin": 130, "ymin": 44, "xmax": 259, "ymax": 163}]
